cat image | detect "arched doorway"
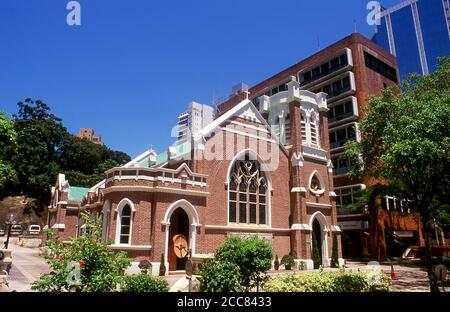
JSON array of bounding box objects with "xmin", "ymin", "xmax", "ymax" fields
[
  {"xmin": 312, "ymin": 219, "xmax": 323, "ymax": 268},
  {"xmin": 168, "ymin": 208, "xmax": 190, "ymax": 271}
]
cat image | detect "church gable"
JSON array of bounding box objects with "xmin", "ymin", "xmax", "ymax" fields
[{"xmin": 198, "ymin": 99, "xmax": 282, "ymax": 150}]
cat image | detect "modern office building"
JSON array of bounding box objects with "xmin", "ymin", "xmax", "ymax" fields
[
  {"xmin": 75, "ymin": 128, "xmax": 104, "ymax": 145},
  {"xmin": 177, "ymin": 102, "xmax": 214, "ymax": 144},
  {"xmin": 372, "ymin": 0, "xmax": 450, "ymax": 80}
]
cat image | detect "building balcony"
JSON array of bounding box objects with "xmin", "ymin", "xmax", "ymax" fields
[
  {"xmin": 333, "ymin": 166, "xmax": 352, "ymax": 176},
  {"xmin": 330, "ymin": 139, "xmax": 353, "ymax": 150},
  {"xmin": 299, "ymin": 48, "xmax": 354, "ymax": 89},
  {"xmin": 104, "ymin": 164, "xmax": 209, "ymax": 196}
]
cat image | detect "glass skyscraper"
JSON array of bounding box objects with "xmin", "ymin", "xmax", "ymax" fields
[{"xmin": 372, "ymin": 0, "xmax": 450, "ymax": 81}]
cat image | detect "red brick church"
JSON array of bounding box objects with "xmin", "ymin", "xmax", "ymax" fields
[{"xmin": 47, "ymin": 77, "xmax": 344, "ymax": 275}]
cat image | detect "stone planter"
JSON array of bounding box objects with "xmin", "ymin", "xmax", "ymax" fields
[
  {"xmin": 0, "ymin": 274, "xmax": 9, "ymax": 292},
  {"xmin": 0, "ymin": 249, "xmax": 12, "ymax": 273}
]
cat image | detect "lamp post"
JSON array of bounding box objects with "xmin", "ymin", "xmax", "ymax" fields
[
  {"xmin": 185, "ymin": 249, "xmax": 193, "ymax": 292},
  {"xmin": 4, "ymin": 212, "xmax": 17, "ymax": 250}
]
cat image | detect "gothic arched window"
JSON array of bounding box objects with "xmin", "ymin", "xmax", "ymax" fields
[
  {"xmin": 229, "ymin": 154, "xmax": 269, "ymax": 225},
  {"xmin": 301, "ymin": 110, "xmax": 320, "ymax": 146},
  {"xmin": 310, "ymin": 113, "xmax": 320, "ymax": 146},
  {"xmin": 118, "ymin": 204, "xmax": 132, "ymax": 244},
  {"xmin": 301, "ymin": 111, "xmax": 307, "ymax": 143},
  {"xmin": 309, "ymin": 172, "xmax": 325, "ymax": 196}
]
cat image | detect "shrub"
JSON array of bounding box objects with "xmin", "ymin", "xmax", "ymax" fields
[
  {"xmin": 199, "ymin": 259, "xmax": 244, "ymax": 292},
  {"xmin": 120, "ymin": 274, "xmax": 168, "ymax": 292},
  {"xmin": 281, "ymin": 255, "xmax": 295, "ymax": 270},
  {"xmin": 215, "ymin": 235, "xmax": 273, "ymax": 291},
  {"xmin": 311, "ymin": 230, "xmax": 321, "ymax": 269},
  {"xmin": 274, "ymin": 255, "xmax": 280, "ymax": 271},
  {"xmin": 331, "ymin": 234, "xmax": 339, "ymax": 268},
  {"xmin": 264, "ymin": 271, "xmax": 390, "ymax": 292},
  {"xmin": 159, "ymin": 253, "xmax": 166, "ymax": 275},
  {"xmin": 32, "ymin": 212, "xmax": 131, "ymax": 292}
]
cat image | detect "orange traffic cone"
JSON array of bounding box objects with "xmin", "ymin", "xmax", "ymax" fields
[{"xmin": 390, "ymin": 265, "xmax": 398, "ymax": 280}]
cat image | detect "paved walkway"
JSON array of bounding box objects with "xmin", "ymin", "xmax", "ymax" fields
[
  {"xmin": 1, "ymin": 238, "xmax": 446, "ymax": 292},
  {"xmin": 0, "ymin": 237, "xmax": 49, "ymax": 292},
  {"xmin": 344, "ymin": 260, "xmax": 434, "ymax": 292}
]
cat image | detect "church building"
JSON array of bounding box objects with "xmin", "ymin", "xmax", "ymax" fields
[{"xmin": 48, "ymin": 76, "xmax": 344, "ymax": 275}]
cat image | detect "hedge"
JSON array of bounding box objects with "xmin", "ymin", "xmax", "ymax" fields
[
  {"xmin": 264, "ymin": 271, "xmax": 390, "ymax": 292},
  {"xmin": 120, "ymin": 274, "xmax": 169, "ymax": 292}
]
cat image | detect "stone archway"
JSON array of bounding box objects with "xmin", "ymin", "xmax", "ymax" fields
[
  {"xmin": 309, "ymin": 211, "xmax": 330, "ymax": 267},
  {"xmin": 312, "ymin": 219, "xmax": 323, "ymax": 267},
  {"xmin": 168, "ymin": 208, "xmax": 190, "ymax": 271},
  {"xmin": 163, "ymin": 199, "xmax": 200, "ymax": 272}
]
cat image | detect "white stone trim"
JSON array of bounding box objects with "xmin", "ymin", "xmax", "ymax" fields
[
  {"xmin": 109, "ymin": 245, "xmax": 152, "ymax": 250},
  {"xmin": 106, "ymin": 162, "xmax": 208, "ymax": 178},
  {"xmin": 114, "ymin": 198, "xmax": 136, "ymax": 213},
  {"xmin": 291, "ymin": 152, "xmax": 304, "ymax": 167},
  {"xmin": 115, "ymin": 198, "xmax": 135, "ymax": 245},
  {"xmin": 107, "ymin": 175, "xmax": 207, "ymax": 188},
  {"xmin": 163, "ymin": 199, "xmax": 200, "ymax": 264},
  {"xmin": 290, "ymin": 224, "xmax": 311, "ymax": 231},
  {"xmin": 221, "ymin": 127, "xmax": 277, "ymax": 144},
  {"xmin": 51, "ymin": 224, "xmax": 65, "ymax": 229},
  {"xmin": 331, "ymin": 225, "xmax": 342, "ymax": 232},
  {"xmin": 309, "ymin": 211, "xmax": 330, "ymax": 265},
  {"xmin": 308, "ymin": 170, "xmax": 326, "ymax": 196},
  {"xmin": 229, "ymin": 120, "xmax": 269, "ymax": 133},
  {"xmin": 204, "ymin": 225, "xmax": 290, "ymax": 233},
  {"xmin": 102, "ymin": 186, "xmax": 209, "ymax": 197},
  {"xmin": 291, "ymin": 187, "xmax": 307, "ymax": 193},
  {"xmin": 334, "ymin": 183, "xmax": 366, "ymax": 190},
  {"xmin": 306, "ymin": 202, "xmax": 332, "ymax": 209}
]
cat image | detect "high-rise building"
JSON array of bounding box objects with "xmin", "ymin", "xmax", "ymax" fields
[
  {"xmin": 75, "ymin": 128, "xmax": 103, "ymax": 145},
  {"xmin": 372, "ymin": 0, "xmax": 450, "ymax": 81},
  {"xmin": 218, "ymin": 33, "xmax": 421, "ymax": 259},
  {"xmin": 177, "ymin": 102, "xmax": 214, "ymax": 144}
]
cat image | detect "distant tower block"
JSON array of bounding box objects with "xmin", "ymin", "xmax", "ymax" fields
[
  {"xmin": 176, "ymin": 102, "xmax": 214, "ymax": 145},
  {"xmin": 75, "ymin": 128, "xmax": 104, "ymax": 145}
]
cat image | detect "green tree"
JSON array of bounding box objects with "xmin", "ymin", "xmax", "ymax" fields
[
  {"xmin": 345, "ymin": 58, "xmax": 450, "ymax": 292},
  {"xmin": 64, "ymin": 159, "xmax": 119, "ymax": 187},
  {"xmin": 12, "ymin": 99, "xmax": 67, "ymax": 204},
  {"xmin": 59, "ymin": 135, "xmax": 107, "ymax": 174},
  {"xmin": 331, "ymin": 234, "xmax": 339, "ymax": 268},
  {"xmin": 199, "ymin": 259, "xmax": 243, "ymax": 292},
  {"xmin": 32, "ymin": 211, "xmax": 131, "ymax": 292},
  {"xmin": 312, "ymin": 230, "xmax": 321, "ymax": 269},
  {"xmin": 0, "ymin": 112, "xmax": 18, "ymax": 197},
  {"xmin": 215, "ymin": 236, "xmax": 273, "ymax": 291}
]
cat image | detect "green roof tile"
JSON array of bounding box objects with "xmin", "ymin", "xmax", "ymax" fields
[{"xmin": 68, "ymin": 186, "xmax": 90, "ymax": 202}]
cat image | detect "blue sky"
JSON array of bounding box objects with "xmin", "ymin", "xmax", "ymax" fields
[{"xmin": 0, "ymin": 0, "xmax": 400, "ymax": 158}]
